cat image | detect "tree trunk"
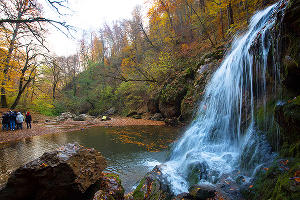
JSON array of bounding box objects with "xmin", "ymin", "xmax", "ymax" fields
[
  {"xmin": 227, "ymin": 1, "xmax": 234, "ymax": 28},
  {"xmin": 53, "ymin": 82, "xmax": 57, "ymax": 100},
  {"xmin": 10, "ymin": 92, "xmax": 22, "ymax": 109},
  {"xmin": 1, "ymin": 87, "xmax": 8, "ymax": 108},
  {"xmin": 1, "ymin": 13, "xmax": 21, "ymax": 108},
  {"xmin": 11, "ymin": 76, "xmax": 33, "ymax": 109}
]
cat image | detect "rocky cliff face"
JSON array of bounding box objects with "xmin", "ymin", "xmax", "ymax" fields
[
  {"xmin": 245, "ymin": 0, "xmax": 300, "ymax": 199},
  {"xmin": 146, "ymin": 48, "xmax": 224, "ymax": 124}
]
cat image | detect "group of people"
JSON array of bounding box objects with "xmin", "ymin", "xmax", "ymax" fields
[{"xmin": 1, "ymin": 111, "xmax": 32, "ymax": 131}]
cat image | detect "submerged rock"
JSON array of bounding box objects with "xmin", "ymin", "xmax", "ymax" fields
[{"xmin": 0, "ymin": 143, "xmax": 107, "ymax": 200}]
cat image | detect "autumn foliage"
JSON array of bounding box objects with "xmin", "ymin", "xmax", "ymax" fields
[{"xmin": 0, "ymin": 0, "xmax": 277, "ymax": 114}]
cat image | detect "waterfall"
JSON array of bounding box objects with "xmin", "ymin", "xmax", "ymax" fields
[{"xmin": 161, "ymin": 1, "xmax": 288, "ymax": 194}]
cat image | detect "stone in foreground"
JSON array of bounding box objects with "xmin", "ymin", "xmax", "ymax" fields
[
  {"xmin": 128, "ymin": 165, "xmax": 172, "ymax": 200},
  {"xmin": 0, "ymin": 143, "xmax": 107, "ymax": 200}
]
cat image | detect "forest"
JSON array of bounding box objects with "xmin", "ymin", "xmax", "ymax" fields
[
  {"xmin": 1, "ymin": 0, "xmax": 300, "ymax": 200},
  {"xmin": 0, "ymin": 0, "xmax": 276, "ymax": 117}
]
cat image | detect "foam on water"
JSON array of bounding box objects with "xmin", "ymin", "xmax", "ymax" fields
[{"xmin": 161, "ymin": 1, "xmax": 287, "ymax": 194}]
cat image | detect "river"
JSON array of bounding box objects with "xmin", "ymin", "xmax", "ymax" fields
[{"xmin": 0, "ymin": 125, "xmax": 182, "ymax": 192}]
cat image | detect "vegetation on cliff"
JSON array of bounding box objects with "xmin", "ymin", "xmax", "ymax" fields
[{"xmin": 1, "ymin": 0, "xmax": 277, "ymax": 120}]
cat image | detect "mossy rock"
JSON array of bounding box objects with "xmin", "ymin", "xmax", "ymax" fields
[
  {"xmin": 95, "ymin": 173, "xmax": 125, "ymax": 200},
  {"xmin": 243, "ymin": 158, "xmax": 300, "ymax": 200},
  {"xmin": 180, "ymin": 62, "xmax": 218, "ymax": 122},
  {"xmin": 132, "ymin": 166, "xmax": 172, "ymax": 200},
  {"xmin": 275, "ymin": 101, "xmax": 300, "ymax": 142}
]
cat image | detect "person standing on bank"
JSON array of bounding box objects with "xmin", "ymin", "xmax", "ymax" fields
[
  {"xmin": 2, "ymin": 112, "xmax": 9, "ymax": 131},
  {"xmin": 9, "ymin": 110, "xmax": 17, "ymax": 130},
  {"xmin": 16, "ymin": 112, "xmax": 24, "ymax": 130},
  {"xmin": 25, "ymin": 112, "xmax": 32, "ymax": 129}
]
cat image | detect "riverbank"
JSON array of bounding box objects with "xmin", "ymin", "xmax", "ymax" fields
[{"xmin": 0, "ymin": 116, "xmax": 165, "ymax": 144}]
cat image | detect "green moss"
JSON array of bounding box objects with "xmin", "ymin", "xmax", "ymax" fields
[
  {"xmin": 132, "ymin": 178, "xmax": 145, "ymax": 200},
  {"xmin": 104, "ymin": 173, "xmax": 122, "ymax": 184},
  {"xmin": 243, "ymin": 159, "xmax": 300, "ymax": 200},
  {"xmin": 255, "ymin": 99, "xmax": 280, "ymax": 151},
  {"xmin": 280, "ymin": 142, "xmax": 300, "ymax": 158},
  {"xmin": 133, "ymin": 190, "xmax": 145, "ymax": 200}
]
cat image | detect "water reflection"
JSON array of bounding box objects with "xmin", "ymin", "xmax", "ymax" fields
[{"xmin": 0, "ymin": 126, "xmax": 181, "ymax": 192}]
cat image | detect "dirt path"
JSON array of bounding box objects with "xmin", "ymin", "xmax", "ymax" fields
[{"xmin": 0, "ymin": 117, "xmax": 165, "ymax": 144}]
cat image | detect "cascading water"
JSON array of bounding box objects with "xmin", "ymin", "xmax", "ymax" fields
[{"xmin": 161, "ymin": 1, "xmax": 288, "ymax": 195}]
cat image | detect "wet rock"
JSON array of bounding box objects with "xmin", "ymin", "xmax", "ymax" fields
[
  {"xmin": 180, "ymin": 62, "xmax": 218, "ymax": 122},
  {"xmin": 280, "ymin": 0, "xmax": 300, "ymax": 94},
  {"xmin": 188, "ymin": 184, "xmax": 216, "ymax": 200},
  {"xmin": 274, "ymin": 100, "xmax": 300, "ymax": 142},
  {"xmin": 0, "ymin": 143, "xmax": 107, "ymax": 200},
  {"xmin": 222, "ymin": 154, "xmax": 233, "ymax": 162},
  {"xmin": 93, "ymin": 173, "xmax": 124, "ymax": 200},
  {"xmin": 150, "ymin": 113, "xmax": 164, "ymax": 121},
  {"xmin": 235, "ymin": 175, "xmax": 246, "ymax": 185},
  {"xmin": 187, "ymin": 161, "xmax": 209, "ymax": 186},
  {"xmin": 131, "ymin": 165, "xmax": 172, "ymax": 200}
]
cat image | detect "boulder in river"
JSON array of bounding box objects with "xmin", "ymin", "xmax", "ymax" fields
[
  {"xmin": 129, "ymin": 165, "xmax": 172, "ymax": 200},
  {"xmin": 0, "ymin": 143, "xmax": 107, "ymax": 200}
]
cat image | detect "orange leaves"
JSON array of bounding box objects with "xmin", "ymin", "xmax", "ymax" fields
[
  {"xmin": 294, "ymin": 171, "xmax": 300, "ymax": 183},
  {"xmin": 290, "ymin": 170, "xmax": 300, "ymax": 183}
]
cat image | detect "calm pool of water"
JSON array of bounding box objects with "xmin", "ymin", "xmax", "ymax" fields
[{"xmin": 0, "ymin": 126, "xmax": 182, "ymax": 192}]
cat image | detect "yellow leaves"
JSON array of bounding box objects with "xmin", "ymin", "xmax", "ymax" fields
[
  {"xmin": 121, "ymin": 57, "xmax": 137, "ymax": 78},
  {"xmin": 91, "ymin": 34, "xmax": 104, "ymax": 63}
]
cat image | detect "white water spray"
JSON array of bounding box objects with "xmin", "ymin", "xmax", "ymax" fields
[{"xmin": 162, "ymin": 1, "xmax": 288, "ymax": 194}]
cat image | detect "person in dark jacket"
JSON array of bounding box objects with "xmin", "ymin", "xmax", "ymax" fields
[
  {"xmin": 25, "ymin": 112, "xmax": 32, "ymax": 129},
  {"xmin": 2, "ymin": 112, "xmax": 9, "ymax": 131},
  {"xmin": 9, "ymin": 111, "xmax": 17, "ymax": 131}
]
